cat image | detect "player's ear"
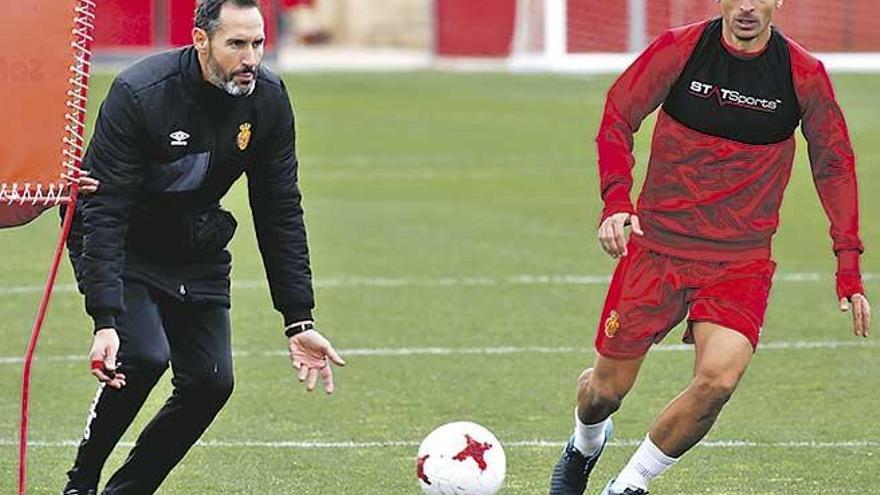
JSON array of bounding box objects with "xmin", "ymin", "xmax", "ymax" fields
[{"xmin": 193, "ymin": 27, "xmax": 209, "ymax": 53}]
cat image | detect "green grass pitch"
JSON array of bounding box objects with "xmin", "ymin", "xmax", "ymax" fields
[{"xmin": 1, "ymin": 71, "xmax": 878, "ymax": 494}]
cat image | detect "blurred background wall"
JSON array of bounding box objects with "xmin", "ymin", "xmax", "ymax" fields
[{"xmin": 90, "ymin": 0, "xmax": 880, "ymax": 62}]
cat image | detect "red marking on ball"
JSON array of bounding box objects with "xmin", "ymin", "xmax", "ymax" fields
[
  {"xmin": 452, "ymin": 434, "xmax": 493, "ymax": 471},
  {"xmin": 417, "ymin": 454, "xmax": 431, "ymax": 484}
]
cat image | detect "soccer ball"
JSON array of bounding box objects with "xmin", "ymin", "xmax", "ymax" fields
[{"xmin": 416, "ymin": 421, "xmax": 506, "ymax": 495}]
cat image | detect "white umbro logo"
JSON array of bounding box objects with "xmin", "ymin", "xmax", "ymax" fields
[{"xmin": 169, "ymin": 130, "xmax": 190, "ymax": 146}]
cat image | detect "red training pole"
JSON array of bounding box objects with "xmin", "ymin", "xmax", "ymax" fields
[{"xmin": 18, "ymin": 189, "xmax": 79, "ymax": 495}]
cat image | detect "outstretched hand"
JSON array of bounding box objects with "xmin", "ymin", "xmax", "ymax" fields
[
  {"xmin": 288, "ymin": 329, "xmax": 346, "ymax": 394},
  {"xmin": 839, "ymin": 294, "xmax": 871, "ymax": 338},
  {"xmin": 598, "ymin": 212, "xmax": 643, "ymax": 258},
  {"xmin": 89, "ymin": 328, "xmax": 126, "ymax": 389}
]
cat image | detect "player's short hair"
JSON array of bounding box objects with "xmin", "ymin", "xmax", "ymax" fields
[{"xmin": 194, "ymin": 0, "xmax": 261, "ymax": 37}]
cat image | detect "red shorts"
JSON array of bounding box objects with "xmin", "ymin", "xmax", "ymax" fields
[{"xmin": 594, "ymin": 241, "xmax": 776, "ymax": 360}]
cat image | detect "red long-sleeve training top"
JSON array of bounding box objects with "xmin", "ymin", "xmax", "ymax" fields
[{"xmin": 597, "ymin": 18, "xmax": 863, "ymax": 280}]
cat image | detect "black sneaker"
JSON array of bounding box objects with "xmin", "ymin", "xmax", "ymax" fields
[
  {"xmin": 61, "ymin": 485, "xmax": 97, "ymax": 495},
  {"xmin": 600, "ymin": 479, "xmax": 649, "ymax": 495},
  {"xmin": 549, "ymin": 419, "xmax": 614, "ymax": 494}
]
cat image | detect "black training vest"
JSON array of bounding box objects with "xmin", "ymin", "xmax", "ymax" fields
[{"xmin": 662, "ymin": 18, "xmax": 801, "ymax": 145}]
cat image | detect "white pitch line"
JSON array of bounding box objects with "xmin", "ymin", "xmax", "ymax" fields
[
  {"xmin": 0, "ymin": 340, "xmax": 875, "ymax": 365},
  {"xmin": 0, "ymin": 438, "xmax": 876, "ymax": 449},
  {"xmin": 0, "ymin": 272, "xmax": 876, "ymax": 295}
]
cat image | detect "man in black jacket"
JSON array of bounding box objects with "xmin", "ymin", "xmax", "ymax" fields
[{"xmin": 62, "ymin": 1, "xmax": 344, "ymax": 493}]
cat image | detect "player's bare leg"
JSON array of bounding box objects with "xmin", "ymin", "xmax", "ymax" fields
[
  {"xmin": 550, "ymin": 355, "xmax": 643, "ymax": 495},
  {"xmin": 577, "ymin": 354, "xmax": 644, "ymax": 424},
  {"xmin": 603, "ymin": 323, "xmax": 752, "ymax": 494},
  {"xmin": 651, "ymin": 323, "xmax": 752, "ymax": 455}
]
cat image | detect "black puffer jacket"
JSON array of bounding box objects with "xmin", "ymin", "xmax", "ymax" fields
[{"xmin": 69, "ymin": 46, "xmax": 314, "ymax": 331}]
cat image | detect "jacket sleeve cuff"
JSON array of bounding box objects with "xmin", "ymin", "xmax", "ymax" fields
[
  {"xmin": 600, "ymin": 182, "xmax": 635, "ymax": 224},
  {"xmin": 836, "ymin": 273, "xmax": 865, "ymax": 301},
  {"xmin": 92, "ymin": 314, "xmax": 117, "ymax": 333},
  {"xmin": 600, "ymin": 202, "xmax": 636, "ymax": 224},
  {"xmin": 282, "ymin": 309, "xmax": 314, "ymax": 328},
  {"xmin": 835, "ymin": 249, "xmax": 861, "ymax": 274},
  {"xmin": 835, "ymin": 250, "xmax": 864, "ymax": 300}
]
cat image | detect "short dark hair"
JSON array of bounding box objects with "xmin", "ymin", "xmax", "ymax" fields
[{"xmin": 194, "ymin": 0, "xmax": 261, "ymax": 37}]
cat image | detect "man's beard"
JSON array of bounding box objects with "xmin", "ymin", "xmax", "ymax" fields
[{"xmin": 206, "ymin": 51, "xmax": 257, "ymax": 97}]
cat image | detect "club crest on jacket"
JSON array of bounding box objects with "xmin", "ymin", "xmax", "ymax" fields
[{"xmin": 237, "ymin": 123, "xmax": 252, "ymax": 151}]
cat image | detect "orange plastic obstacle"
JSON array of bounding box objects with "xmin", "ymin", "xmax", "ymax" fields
[{"xmin": 1, "ymin": 0, "xmax": 94, "ymax": 227}]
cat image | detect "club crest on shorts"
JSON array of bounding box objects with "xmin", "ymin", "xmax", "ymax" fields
[
  {"xmin": 237, "ymin": 122, "xmax": 252, "ymax": 151},
  {"xmin": 604, "ymin": 310, "xmax": 620, "ymax": 338}
]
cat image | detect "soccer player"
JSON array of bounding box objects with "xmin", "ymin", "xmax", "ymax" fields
[
  {"xmin": 549, "ymin": 1, "xmax": 871, "ymax": 494},
  {"xmin": 60, "ymin": 1, "xmax": 345, "ymax": 493}
]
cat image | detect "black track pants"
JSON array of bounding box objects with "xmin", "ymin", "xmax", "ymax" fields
[{"xmin": 64, "ymin": 281, "xmax": 233, "ymax": 494}]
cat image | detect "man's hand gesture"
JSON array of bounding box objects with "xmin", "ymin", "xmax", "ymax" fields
[
  {"xmin": 840, "ymin": 294, "xmax": 871, "ymax": 338},
  {"xmin": 289, "ymin": 329, "xmax": 346, "ymax": 394},
  {"xmin": 598, "ymin": 212, "xmax": 644, "ymax": 258},
  {"xmin": 89, "ymin": 328, "xmax": 126, "ymax": 389}
]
